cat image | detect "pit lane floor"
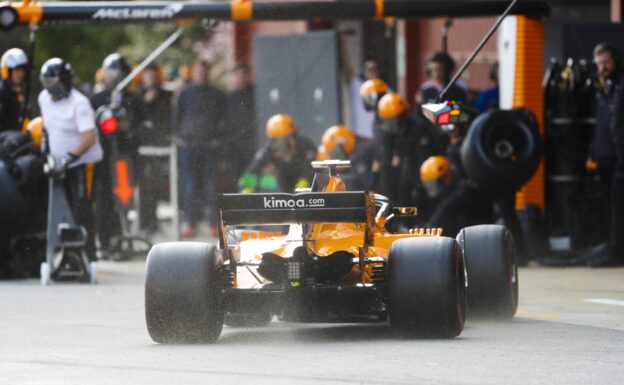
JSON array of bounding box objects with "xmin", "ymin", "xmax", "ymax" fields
[{"xmin": 1, "ymin": 257, "xmax": 622, "ymax": 385}]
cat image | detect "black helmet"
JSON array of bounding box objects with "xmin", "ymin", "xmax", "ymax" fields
[
  {"xmin": 40, "ymin": 58, "xmax": 72, "ymax": 98},
  {"xmin": 102, "ymin": 53, "xmax": 130, "ymax": 87}
]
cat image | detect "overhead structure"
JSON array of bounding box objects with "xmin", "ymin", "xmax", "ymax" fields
[{"xmin": 0, "ymin": 0, "xmax": 549, "ymax": 29}]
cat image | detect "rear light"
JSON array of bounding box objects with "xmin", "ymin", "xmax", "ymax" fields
[
  {"xmin": 101, "ymin": 117, "xmax": 119, "ymax": 134},
  {"xmin": 437, "ymin": 112, "xmax": 451, "ymax": 125}
]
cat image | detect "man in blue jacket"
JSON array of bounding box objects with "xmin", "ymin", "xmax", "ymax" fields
[
  {"xmin": 173, "ymin": 61, "xmax": 227, "ymax": 238},
  {"xmin": 586, "ymin": 42, "xmax": 624, "ymax": 266}
]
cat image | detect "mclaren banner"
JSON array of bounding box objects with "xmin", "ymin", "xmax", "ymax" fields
[{"xmin": 0, "ymin": 1, "xmax": 549, "ymax": 30}]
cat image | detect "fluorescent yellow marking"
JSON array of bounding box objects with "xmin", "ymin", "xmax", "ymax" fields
[{"xmin": 517, "ymin": 308, "xmax": 560, "ymax": 319}]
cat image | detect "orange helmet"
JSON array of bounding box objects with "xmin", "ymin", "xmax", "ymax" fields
[
  {"xmin": 378, "ymin": 93, "xmax": 407, "ymax": 120},
  {"xmin": 321, "ymin": 125, "xmax": 355, "ymax": 153},
  {"xmin": 266, "ymin": 114, "xmax": 296, "ymax": 138},
  {"xmin": 420, "ymin": 156, "xmax": 453, "ymax": 198},
  {"xmin": 359, "ymin": 78, "xmax": 389, "ymax": 111},
  {"xmin": 316, "ymin": 146, "xmax": 331, "ymax": 161},
  {"xmin": 26, "ymin": 117, "xmax": 43, "ymax": 149},
  {"xmin": 179, "ymin": 64, "xmax": 192, "ymax": 80}
]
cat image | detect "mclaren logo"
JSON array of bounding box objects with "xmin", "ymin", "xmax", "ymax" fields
[
  {"xmin": 263, "ymin": 197, "xmax": 326, "ymax": 209},
  {"xmin": 92, "ymin": 4, "xmax": 183, "ymax": 20}
]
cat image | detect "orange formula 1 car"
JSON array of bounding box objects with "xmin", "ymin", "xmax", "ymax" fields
[{"xmin": 144, "ymin": 160, "xmax": 518, "ymax": 343}]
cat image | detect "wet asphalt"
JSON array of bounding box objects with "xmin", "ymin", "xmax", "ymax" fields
[{"xmin": 1, "ymin": 257, "xmax": 623, "ymax": 385}]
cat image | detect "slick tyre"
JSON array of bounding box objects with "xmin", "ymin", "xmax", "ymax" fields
[
  {"xmin": 457, "ymin": 225, "xmax": 518, "ymax": 319},
  {"xmin": 461, "ymin": 109, "xmax": 542, "ymax": 192},
  {"xmin": 387, "ymin": 237, "xmax": 465, "ymax": 338},
  {"xmin": 145, "ymin": 242, "xmax": 224, "ymax": 343}
]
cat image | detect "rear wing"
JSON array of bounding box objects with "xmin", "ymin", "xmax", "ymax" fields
[
  {"xmin": 219, "ymin": 191, "xmax": 374, "ymax": 226},
  {"xmin": 219, "ymin": 191, "xmax": 376, "ymax": 285}
]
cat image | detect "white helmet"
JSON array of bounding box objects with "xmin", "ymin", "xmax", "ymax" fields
[{"xmin": 1, "ymin": 48, "xmax": 28, "ymax": 80}]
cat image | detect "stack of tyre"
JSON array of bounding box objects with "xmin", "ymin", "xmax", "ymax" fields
[
  {"xmin": 0, "ymin": 131, "xmax": 46, "ymax": 278},
  {"xmin": 461, "ymin": 108, "xmax": 547, "ymax": 260}
]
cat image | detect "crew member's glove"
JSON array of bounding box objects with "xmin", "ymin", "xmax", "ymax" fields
[
  {"xmin": 259, "ymin": 174, "xmax": 278, "ymax": 191},
  {"xmin": 60, "ymin": 152, "xmax": 79, "ymax": 171},
  {"xmin": 238, "ymin": 173, "xmax": 258, "ymax": 193},
  {"xmin": 294, "ymin": 177, "xmax": 310, "ymax": 189},
  {"xmin": 586, "ymin": 158, "xmax": 598, "ymax": 172}
]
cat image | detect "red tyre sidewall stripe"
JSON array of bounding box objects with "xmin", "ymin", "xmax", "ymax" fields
[{"xmin": 506, "ymin": 231, "xmax": 518, "ymax": 310}]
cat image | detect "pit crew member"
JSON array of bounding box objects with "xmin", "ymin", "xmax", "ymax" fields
[
  {"xmin": 239, "ymin": 114, "xmax": 316, "ymax": 193},
  {"xmin": 38, "ymin": 58, "xmax": 103, "ymax": 262}
]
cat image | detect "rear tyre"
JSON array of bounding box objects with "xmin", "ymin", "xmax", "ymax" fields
[
  {"xmin": 456, "ymin": 225, "xmax": 518, "ymax": 319},
  {"xmin": 387, "ymin": 237, "xmax": 465, "ymax": 338},
  {"xmin": 145, "ymin": 242, "xmax": 224, "ymax": 343}
]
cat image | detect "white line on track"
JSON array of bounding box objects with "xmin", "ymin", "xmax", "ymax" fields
[{"xmin": 584, "ymin": 298, "xmax": 624, "ymax": 307}]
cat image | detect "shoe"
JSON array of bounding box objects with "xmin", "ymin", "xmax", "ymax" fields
[
  {"xmin": 541, "ymin": 243, "xmax": 608, "ymax": 267},
  {"xmin": 180, "ymin": 223, "xmax": 196, "ymax": 238}
]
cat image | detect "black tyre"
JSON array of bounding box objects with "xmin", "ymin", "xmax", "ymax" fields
[
  {"xmin": 387, "ymin": 237, "xmax": 465, "ymax": 338},
  {"xmin": 456, "ymin": 225, "xmax": 518, "ymax": 319},
  {"xmin": 224, "ymin": 312, "xmax": 272, "ymax": 327},
  {"xmin": 145, "ymin": 242, "xmax": 224, "ymax": 343},
  {"xmin": 461, "ymin": 109, "xmax": 542, "ymax": 192}
]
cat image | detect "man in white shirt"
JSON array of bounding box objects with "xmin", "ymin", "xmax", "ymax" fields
[
  {"xmin": 345, "ymin": 60, "xmax": 380, "ymax": 141},
  {"xmin": 38, "ymin": 58, "xmax": 103, "ymax": 261}
]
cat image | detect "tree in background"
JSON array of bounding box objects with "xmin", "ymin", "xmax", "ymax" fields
[
  {"xmin": 35, "ymin": 25, "xmax": 130, "ymax": 84},
  {"xmin": 4, "ymin": 15, "xmax": 231, "ymax": 120}
]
